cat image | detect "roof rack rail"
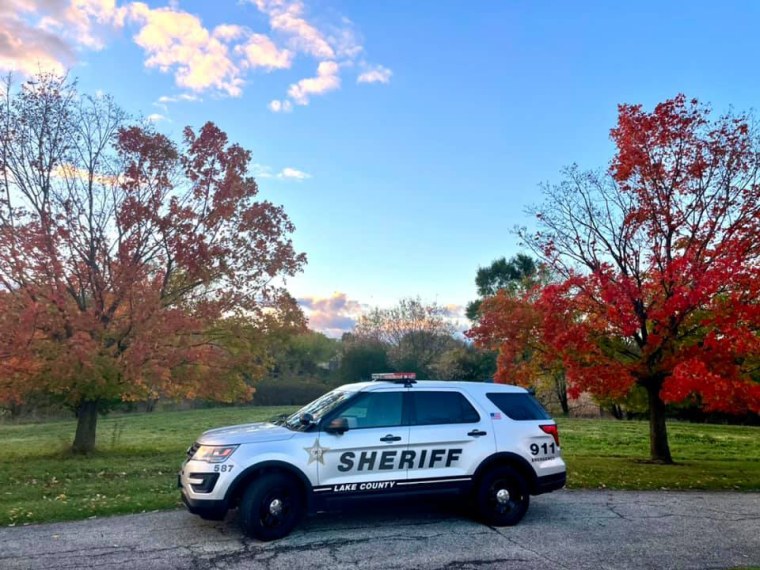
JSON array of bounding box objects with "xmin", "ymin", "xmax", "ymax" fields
[{"xmin": 371, "ymin": 372, "xmax": 417, "ymax": 385}]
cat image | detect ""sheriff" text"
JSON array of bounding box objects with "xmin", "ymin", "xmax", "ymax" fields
[{"xmin": 337, "ymin": 448, "xmax": 463, "ymax": 472}]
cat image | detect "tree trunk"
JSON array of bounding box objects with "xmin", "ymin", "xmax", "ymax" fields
[
  {"xmin": 554, "ymin": 372, "xmax": 569, "ymax": 416},
  {"xmin": 72, "ymin": 400, "xmax": 98, "ymax": 454},
  {"xmin": 609, "ymin": 404, "xmax": 624, "ymax": 420},
  {"xmin": 645, "ymin": 383, "xmax": 673, "ymax": 463}
]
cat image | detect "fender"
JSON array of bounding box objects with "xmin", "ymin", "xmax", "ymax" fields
[
  {"xmin": 472, "ymin": 452, "xmax": 538, "ymax": 493},
  {"xmin": 224, "ymin": 460, "xmax": 314, "ymax": 508}
]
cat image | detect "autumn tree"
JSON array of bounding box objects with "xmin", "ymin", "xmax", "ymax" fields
[
  {"xmin": 270, "ymin": 331, "xmax": 339, "ymax": 378},
  {"xmin": 0, "ymin": 73, "xmax": 305, "ymax": 452},
  {"xmin": 475, "ymin": 95, "xmax": 760, "ymax": 463},
  {"xmin": 338, "ymin": 335, "xmax": 392, "ymax": 382},
  {"xmin": 431, "ymin": 339, "xmax": 497, "ymax": 382},
  {"xmin": 466, "ymin": 255, "xmax": 569, "ymax": 413},
  {"xmin": 469, "ymin": 287, "xmax": 571, "ymax": 414},
  {"xmin": 465, "ymin": 254, "xmax": 538, "ymax": 320},
  {"xmin": 352, "ymin": 297, "xmax": 457, "ymax": 377}
]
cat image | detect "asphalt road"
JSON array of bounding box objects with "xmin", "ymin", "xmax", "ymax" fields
[{"xmin": 0, "ymin": 490, "xmax": 758, "ymax": 570}]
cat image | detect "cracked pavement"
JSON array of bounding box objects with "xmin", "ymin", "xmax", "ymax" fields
[{"xmin": 0, "ymin": 490, "xmax": 758, "ymax": 569}]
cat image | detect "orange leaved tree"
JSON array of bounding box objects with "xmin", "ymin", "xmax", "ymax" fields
[
  {"xmin": 470, "ymin": 95, "xmax": 760, "ymax": 463},
  {"xmin": 0, "ymin": 74, "xmax": 305, "ymax": 452}
]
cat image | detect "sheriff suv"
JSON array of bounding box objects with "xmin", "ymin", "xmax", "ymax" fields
[{"xmin": 179, "ymin": 374, "xmax": 566, "ymax": 540}]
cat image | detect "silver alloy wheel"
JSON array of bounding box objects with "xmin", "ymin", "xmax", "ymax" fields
[
  {"xmin": 496, "ymin": 488, "xmax": 510, "ymax": 504},
  {"xmin": 269, "ymin": 498, "xmax": 283, "ymax": 516}
]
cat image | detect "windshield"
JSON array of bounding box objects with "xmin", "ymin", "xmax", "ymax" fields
[{"xmin": 276, "ymin": 388, "xmax": 356, "ymax": 431}]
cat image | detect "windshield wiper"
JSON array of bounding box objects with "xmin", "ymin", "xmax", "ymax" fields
[{"xmin": 269, "ymin": 413, "xmax": 289, "ymax": 426}]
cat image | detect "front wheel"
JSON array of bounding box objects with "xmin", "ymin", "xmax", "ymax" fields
[
  {"xmin": 474, "ymin": 466, "xmax": 530, "ymax": 526},
  {"xmin": 239, "ymin": 473, "xmax": 304, "ymax": 541}
]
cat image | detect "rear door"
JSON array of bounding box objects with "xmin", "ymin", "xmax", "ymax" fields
[
  {"xmin": 316, "ymin": 389, "xmax": 409, "ymax": 494},
  {"xmin": 405, "ymin": 390, "xmax": 496, "ymax": 486}
]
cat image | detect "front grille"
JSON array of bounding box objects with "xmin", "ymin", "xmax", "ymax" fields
[{"xmin": 186, "ymin": 442, "xmax": 200, "ymax": 460}]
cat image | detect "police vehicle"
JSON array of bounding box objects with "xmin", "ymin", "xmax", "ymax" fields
[{"xmin": 179, "ymin": 373, "xmax": 566, "ymax": 540}]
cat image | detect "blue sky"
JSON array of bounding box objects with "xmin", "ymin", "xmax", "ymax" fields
[{"xmin": 3, "ymin": 1, "xmax": 760, "ymax": 336}]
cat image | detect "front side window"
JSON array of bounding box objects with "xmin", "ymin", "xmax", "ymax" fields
[
  {"xmin": 334, "ymin": 391, "xmax": 404, "ymax": 429},
  {"xmin": 411, "ymin": 391, "xmax": 480, "ymax": 425}
]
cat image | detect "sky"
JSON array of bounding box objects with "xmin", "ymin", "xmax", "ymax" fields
[{"xmin": 3, "ymin": 0, "xmax": 760, "ymax": 337}]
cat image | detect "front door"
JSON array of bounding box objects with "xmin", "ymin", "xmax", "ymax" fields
[{"xmin": 316, "ymin": 389, "xmax": 409, "ymax": 495}]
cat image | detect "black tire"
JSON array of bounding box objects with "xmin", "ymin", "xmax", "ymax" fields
[
  {"xmin": 198, "ymin": 510, "xmax": 226, "ymax": 522},
  {"xmin": 239, "ymin": 473, "xmax": 304, "ymax": 541},
  {"xmin": 474, "ymin": 466, "xmax": 530, "ymax": 526}
]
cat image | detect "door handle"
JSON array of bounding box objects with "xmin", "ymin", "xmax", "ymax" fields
[
  {"xmin": 468, "ymin": 429, "xmax": 487, "ymax": 437},
  {"xmin": 380, "ymin": 434, "xmax": 402, "ymax": 442}
]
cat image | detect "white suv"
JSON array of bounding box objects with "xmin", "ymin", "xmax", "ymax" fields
[{"xmin": 179, "ymin": 376, "xmax": 566, "ymax": 540}]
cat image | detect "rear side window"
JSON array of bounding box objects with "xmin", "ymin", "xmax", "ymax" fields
[
  {"xmin": 487, "ymin": 393, "xmax": 551, "ymax": 421},
  {"xmin": 411, "ymin": 392, "xmax": 480, "ymax": 425}
]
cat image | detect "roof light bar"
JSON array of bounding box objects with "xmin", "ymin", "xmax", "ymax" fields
[{"xmin": 371, "ymin": 372, "xmax": 416, "ymax": 381}]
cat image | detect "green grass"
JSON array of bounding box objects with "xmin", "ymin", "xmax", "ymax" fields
[
  {"xmin": 0, "ymin": 409, "xmax": 757, "ymax": 527},
  {"xmin": 0, "ymin": 406, "xmax": 295, "ymax": 527},
  {"xmin": 558, "ymin": 418, "xmax": 760, "ymax": 491}
]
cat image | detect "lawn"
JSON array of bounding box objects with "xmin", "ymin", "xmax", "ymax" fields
[
  {"xmin": 0, "ymin": 408, "xmax": 758, "ymax": 527},
  {"xmin": 557, "ymin": 418, "xmax": 760, "ymax": 491}
]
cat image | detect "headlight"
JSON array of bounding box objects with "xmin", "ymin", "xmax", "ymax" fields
[{"xmin": 191, "ymin": 445, "xmax": 239, "ymax": 463}]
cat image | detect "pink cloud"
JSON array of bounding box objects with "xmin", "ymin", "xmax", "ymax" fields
[
  {"xmin": 298, "ymin": 292, "xmax": 364, "ymax": 337},
  {"xmin": 0, "ymin": 0, "xmax": 123, "ymax": 74}
]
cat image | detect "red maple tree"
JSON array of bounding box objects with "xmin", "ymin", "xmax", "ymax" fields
[
  {"xmin": 470, "ymin": 95, "xmax": 760, "ymax": 462},
  {"xmin": 0, "ymin": 74, "xmax": 305, "ymax": 452}
]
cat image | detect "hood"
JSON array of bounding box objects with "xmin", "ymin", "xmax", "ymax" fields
[{"xmin": 197, "ymin": 422, "xmax": 296, "ymax": 445}]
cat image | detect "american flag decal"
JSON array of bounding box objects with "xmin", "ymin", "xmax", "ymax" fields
[{"xmin": 490, "ymin": 412, "xmax": 502, "ymax": 420}]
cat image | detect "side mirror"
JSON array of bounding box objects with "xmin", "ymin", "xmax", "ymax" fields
[
  {"xmin": 299, "ymin": 412, "xmax": 315, "ymax": 426},
  {"xmin": 325, "ymin": 417, "xmax": 349, "ymax": 435}
]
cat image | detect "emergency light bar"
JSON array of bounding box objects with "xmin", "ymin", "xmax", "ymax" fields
[{"xmin": 371, "ymin": 372, "xmax": 417, "ymax": 383}]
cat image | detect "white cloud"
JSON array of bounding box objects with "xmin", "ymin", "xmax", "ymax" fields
[
  {"xmin": 278, "ymin": 167, "xmax": 310, "ymax": 180},
  {"xmin": 236, "ymin": 33, "xmax": 292, "ymax": 71},
  {"xmin": 128, "ymin": 3, "xmax": 243, "ymax": 97},
  {"xmin": 146, "ymin": 112, "xmax": 166, "ymax": 122},
  {"xmin": 157, "ymin": 93, "xmax": 201, "ymax": 104},
  {"xmin": 213, "ymin": 24, "xmax": 245, "ymax": 42},
  {"xmin": 252, "ymin": 0, "xmax": 388, "ymax": 111},
  {"xmin": 252, "ymin": 163, "xmax": 274, "ymax": 178},
  {"xmin": 268, "ymin": 99, "xmax": 293, "ymax": 113},
  {"xmin": 287, "ymin": 60, "xmax": 340, "ymax": 105},
  {"xmin": 358, "ymin": 64, "xmax": 392, "ymax": 84},
  {"xmin": 252, "ymin": 0, "xmax": 334, "ymax": 60},
  {"xmin": 64, "ymin": 0, "xmax": 129, "ymax": 49},
  {"xmin": 1, "ymin": 0, "xmax": 390, "ymax": 108},
  {"xmin": 253, "ymin": 163, "xmax": 310, "ymax": 180},
  {"xmin": 327, "ymin": 18, "xmax": 363, "ymax": 59}
]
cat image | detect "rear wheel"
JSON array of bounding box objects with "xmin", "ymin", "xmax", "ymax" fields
[
  {"xmin": 239, "ymin": 473, "xmax": 304, "ymax": 541},
  {"xmin": 474, "ymin": 466, "xmax": 529, "ymax": 526}
]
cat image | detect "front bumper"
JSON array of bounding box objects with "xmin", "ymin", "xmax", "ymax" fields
[
  {"xmin": 180, "ymin": 488, "xmax": 229, "ymax": 519},
  {"xmin": 178, "ymin": 459, "xmax": 237, "ymax": 520}
]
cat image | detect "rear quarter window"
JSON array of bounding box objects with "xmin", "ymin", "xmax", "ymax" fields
[{"xmin": 487, "ymin": 393, "xmax": 551, "ymax": 421}]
